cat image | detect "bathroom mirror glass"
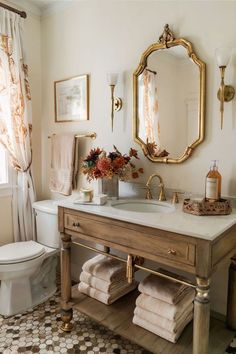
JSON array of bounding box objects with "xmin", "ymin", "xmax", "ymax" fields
[{"xmin": 133, "ymin": 25, "xmax": 206, "ymax": 163}]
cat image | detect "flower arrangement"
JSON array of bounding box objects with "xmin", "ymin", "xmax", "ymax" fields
[{"xmin": 82, "ymin": 146, "xmax": 144, "ymax": 182}]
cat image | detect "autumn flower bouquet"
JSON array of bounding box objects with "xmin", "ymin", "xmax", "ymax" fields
[{"xmin": 82, "ymin": 146, "xmax": 144, "ymax": 182}]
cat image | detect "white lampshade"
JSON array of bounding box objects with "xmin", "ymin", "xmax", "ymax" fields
[
  {"xmin": 107, "ymin": 73, "xmax": 118, "ymax": 85},
  {"xmin": 215, "ymin": 46, "xmax": 232, "ymax": 67}
]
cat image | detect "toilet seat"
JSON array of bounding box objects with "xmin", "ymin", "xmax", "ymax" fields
[{"xmin": 0, "ymin": 241, "xmax": 45, "ymax": 264}]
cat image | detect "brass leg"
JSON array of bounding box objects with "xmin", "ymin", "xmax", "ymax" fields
[
  {"xmin": 193, "ymin": 277, "xmax": 210, "ymax": 354},
  {"xmin": 60, "ymin": 233, "xmax": 73, "ymax": 332}
]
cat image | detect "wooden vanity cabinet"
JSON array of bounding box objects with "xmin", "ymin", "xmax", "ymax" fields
[{"xmin": 58, "ymin": 206, "xmax": 236, "ymax": 354}]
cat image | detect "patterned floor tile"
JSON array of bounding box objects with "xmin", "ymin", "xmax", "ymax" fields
[
  {"xmin": 0, "ymin": 292, "xmax": 234, "ymax": 353},
  {"xmin": 0, "ymin": 293, "xmax": 151, "ymax": 354}
]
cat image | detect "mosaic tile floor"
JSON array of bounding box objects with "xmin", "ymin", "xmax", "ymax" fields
[
  {"xmin": 0, "ymin": 292, "xmax": 151, "ymax": 354},
  {"xmin": 0, "ymin": 291, "xmax": 234, "ymax": 354}
]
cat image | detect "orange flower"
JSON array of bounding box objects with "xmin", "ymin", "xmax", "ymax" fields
[
  {"xmin": 112, "ymin": 156, "xmax": 125, "ymax": 170},
  {"xmin": 96, "ymin": 157, "xmax": 112, "ymax": 173}
]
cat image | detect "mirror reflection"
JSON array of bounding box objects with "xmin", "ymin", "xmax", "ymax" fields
[{"xmin": 133, "ymin": 25, "xmax": 206, "ymax": 163}]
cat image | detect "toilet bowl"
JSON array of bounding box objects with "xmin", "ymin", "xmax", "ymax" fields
[{"xmin": 0, "ymin": 200, "xmax": 60, "ymax": 316}]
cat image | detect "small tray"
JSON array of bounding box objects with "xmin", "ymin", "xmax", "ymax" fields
[{"xmin": 183, "ymin": 198, "xmax": 232, "ymax": 216}]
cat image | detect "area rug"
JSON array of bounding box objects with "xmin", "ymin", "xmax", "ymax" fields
[{"xmin": 0, "ymin": 293, "xmax": 151, "ymax": 354}]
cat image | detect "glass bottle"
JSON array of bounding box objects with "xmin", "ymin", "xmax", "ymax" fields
[{"xmin": 205, "ymin": 160, "xmax": 222, "ymax": 202}]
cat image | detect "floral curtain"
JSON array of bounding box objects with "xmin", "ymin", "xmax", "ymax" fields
[
  {"xmin": 138, "ymin": 69, "xmax": 162, "ymax": 155},
  {"xmin": 0, "ymin": 9, "xmax": 36, "ymax": 241}
]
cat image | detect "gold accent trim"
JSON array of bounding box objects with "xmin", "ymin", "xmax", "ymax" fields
[
  {"xmin": 110, "ymin": 85, "xmax": 123, "ymax": 132},
  {"xmin": 48, "ymin": 132, "xmax": 97, "ymax": 139},
  {"xmin": 72, "ymin": 241, "xmax": 196, "ymax": 288},
  {"xmin": 133, "ymin": 25, "xmax": 206, "ymax": 164},
  {"xmin": 158, "ymin": 24, "xmax": 175, "ymax": 45},
  {"xmin": 145, "ymin": 173, "xmax": 166, "ymax": 201}
]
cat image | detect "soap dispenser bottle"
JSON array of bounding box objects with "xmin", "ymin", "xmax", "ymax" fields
[{"xmin": 205, "ymin": 160, "xmax": 222, "ymax": 202}]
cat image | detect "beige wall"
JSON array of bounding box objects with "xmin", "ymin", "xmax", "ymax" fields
[{"xmin": 41, "ymin": 0, "xmax": 236, "ymax": 199}]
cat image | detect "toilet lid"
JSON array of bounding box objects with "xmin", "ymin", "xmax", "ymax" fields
[{"xmin": 0, "ymin": 241, "xmax": 45, "ymax": 264}]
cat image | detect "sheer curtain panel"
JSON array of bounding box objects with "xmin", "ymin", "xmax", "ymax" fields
[{"xmin": 0, "ymin": 8, "xmax": 36, "ymax": 241}]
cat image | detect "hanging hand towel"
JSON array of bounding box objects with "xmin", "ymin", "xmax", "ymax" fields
[{"xmin": 49, "ymin": 133, "xmax": 78, "ymax": 195}]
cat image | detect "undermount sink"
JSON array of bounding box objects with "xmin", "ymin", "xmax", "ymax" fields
[{"xmin": 111, "ymin": 199, "xmax": 175, "ymax": 213}]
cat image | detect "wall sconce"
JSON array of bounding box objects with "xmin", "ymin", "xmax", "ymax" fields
[
  {"xmin": 107, "ymin": 73, "xmax": 122, "ymax": 132},
  {"xmin": 215, "ymin": 47, "xmax": 235, "ymax": 129}
]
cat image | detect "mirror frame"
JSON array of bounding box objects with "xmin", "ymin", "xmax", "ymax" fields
[{"xmin": 133, "ymin": 25, "xmax": 206, "ymax": 164}]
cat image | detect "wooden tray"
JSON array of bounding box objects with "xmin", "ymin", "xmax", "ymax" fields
[{"xmin": 183, "ymin": 198, "xmax": 232, "ymax": 216}]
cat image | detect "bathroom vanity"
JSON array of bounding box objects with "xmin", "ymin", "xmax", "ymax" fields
[{"xmin": 58, "ymin": 199, "xmax": 236, "ymax": 354}]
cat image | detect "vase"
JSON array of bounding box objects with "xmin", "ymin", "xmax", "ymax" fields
[{"xmin": 98, "ymin": 175, "xmax": 119, "ymax": 200}]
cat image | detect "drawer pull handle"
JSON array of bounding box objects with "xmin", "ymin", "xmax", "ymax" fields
[
  {"xmin": 167, "ymin": 248, "xmax": 176, "ymax": 255},
  {"xmin": 72, "ymin": 222, "xmax": 80, "ymax": 227}
]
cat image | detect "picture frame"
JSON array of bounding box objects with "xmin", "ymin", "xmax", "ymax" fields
[{"xmin": 54, "ymin": 74, "xmax": 89, "ymax": 122}]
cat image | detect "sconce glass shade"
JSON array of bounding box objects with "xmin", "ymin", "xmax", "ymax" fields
[
  {"xmin": 215, "ymin": 47, "xmax": 232, "ymax": 67},
  {"xmin": 107, "ymin": 73, "xmax": 118, "ymax": 85}
]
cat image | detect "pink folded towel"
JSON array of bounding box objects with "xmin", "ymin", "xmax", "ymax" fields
[
  {"xmin": 136, "ymin": 292, "xmax": 195, "ymax": 321},
  {"xmin": 78, "ymin": 280, "xmax": 137, "ymax": 305},
  {"xmin": 80, "ymin": 271, "xmax": 127, "ymax": 293},
  {"xmin": 134, "ymin": 303, "xmax": 193, "ymax": 333},
  {"xmin": 82, "ymin": 255, "xmax": 126, "ymax": 282},
  {"xmin": 133, "ymin": 312, "xmax": 193, "ymax": 343},
  {"xmin": 139, "ymin": 271, "xmax": 195, "ymax": 304}
]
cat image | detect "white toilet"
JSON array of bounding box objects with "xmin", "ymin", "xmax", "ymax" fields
[{"xmin": 0, "ymin": 200, "xmax": 60, "ymax": 316}]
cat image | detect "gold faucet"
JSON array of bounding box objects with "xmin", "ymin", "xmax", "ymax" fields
[{"xmin": 145, "ymin": 174, "xmax": 166, "ymax": 201}]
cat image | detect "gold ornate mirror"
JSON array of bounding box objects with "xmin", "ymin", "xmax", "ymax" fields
[{"xmin": 133, "ymin": 24, "xmax": 206, "ymax": 163}]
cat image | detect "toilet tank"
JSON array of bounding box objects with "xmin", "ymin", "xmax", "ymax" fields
[{"xmin": 32, "ymin": 200, "xmax": 60, "ymax": 249}]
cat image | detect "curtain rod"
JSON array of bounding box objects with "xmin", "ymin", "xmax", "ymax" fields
[{"xmin": 0, "ymin": 2, "xmax": 27, "ymax": 18}]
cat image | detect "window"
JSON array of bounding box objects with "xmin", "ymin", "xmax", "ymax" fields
[{"xmin": 0, "ymin": 144, "xmax": 8, "ymax": 185}]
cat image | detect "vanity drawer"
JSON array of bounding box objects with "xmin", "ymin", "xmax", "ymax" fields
[{"xmin": 64, "ymin": 212, "xmax": 196, "ymax": 267}]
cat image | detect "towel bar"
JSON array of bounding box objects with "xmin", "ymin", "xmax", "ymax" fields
[
  {"xmin": 48, "ymin": 132, "xmax": 97, "ymax": 139},
  {"xmin": 72, "ymin": 240, "xmax": 196, "ymax": 289}
]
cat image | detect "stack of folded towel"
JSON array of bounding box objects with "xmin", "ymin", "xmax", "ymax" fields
[
  {"xmin": 78, "ymin": 255, "xmax": 137, "ymax": 305},
  {"xmin": 133, "ymin": 271, "xmax": 195, "ymax": 343}
]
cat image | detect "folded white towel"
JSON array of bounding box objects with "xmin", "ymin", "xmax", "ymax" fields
[
  {"xmin": 134, "ymin": 303, "xmax": 193, "ymax": 333},
  {"xmin": 139, "ymin": 271, "xmax": 195, "ymax": 304},
  {"xmin": 133, "ymin": 312, "xmax": 193, "ymax": 343},
  {"xmin": 78, "ymin": 280, "xmax": 137, "ymax": 305},
  {"xmin": 136, "ymin": 292, "xmax": 194, "ymax": 321},
  {"xmin": 80, "ymin": 271, "xmax": 127, "ymax": 293},
  {"xmin": 82, "ymin": 255, "xmax": 126, "ymax": 282}
]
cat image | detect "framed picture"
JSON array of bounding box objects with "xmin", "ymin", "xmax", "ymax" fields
[{"xmin": 54, "ymin": 74, "xmax": 89, "ymax": 122}]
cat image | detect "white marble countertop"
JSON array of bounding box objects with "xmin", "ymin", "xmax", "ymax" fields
[{"xmin": 56, "ymin": 198, "xmax": 236, "ymax": 241}]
